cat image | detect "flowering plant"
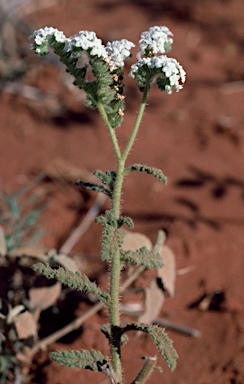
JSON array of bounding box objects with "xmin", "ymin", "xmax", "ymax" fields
[{"xmin": 29, "ymin": 25, "xmax": 185, "ymax": 384}]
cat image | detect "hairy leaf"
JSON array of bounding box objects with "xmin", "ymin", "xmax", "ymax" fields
[
  {"xmin": 49, "ymin": 349, "xmax": 109, "ymax": 371},
  {"xmin": 124, "ymin": 164, "xmax": 167, "ymax": 184},
  {"xmin": 74, "ymin": 180, "xmax": 111, "ymax": 198},
  {"xmin": 32, "ymin": 263, "xmax": 110, "ymax": 305},
  {"xmin": 156, "ymin": 76, "xmax": 170, "ymax": 93},
  {"xmin": 96, "ymin": 211, "xmax": 124, "ymax": 261},
  {"xmin": 89, "ymin": 56, "xmax": 125, "ymax": 128},
  {"xmin": 120, "ymin": 247, "xmax": 163, "ymax": 269},
  {"xmin": 118, "ymin": 216, "xmax": 134, "ymax": 229},
  {"xmin": 93, "ymin": 170, "xmax": 116, "ymax": 189},
  {"xmin": 122, "ymin": 323, "xmax": 178, "ymax": 371}
]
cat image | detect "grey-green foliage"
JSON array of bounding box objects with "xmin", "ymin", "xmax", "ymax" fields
[
  {"xmin": 156, "ymin": 76, "xmax": 171, "ymax": 93},
  {"xmin": 120, "ymin": 247, "xmax": 163, "ymax": 269},
  {"xmin": 95, "ymin": 211, "xmax": 125, "ymax": 261},
  {"xmin": 122, "ymin": 323, "xmax": 178, "ymax": 371},
  {"xmin": 117, "ymin": 215, "xmax": 134, "ymax": 229},
  {"xmin": 94, "ymin": 170, "xmax": 117, "ymax": 188},
  {"xmin": 51, "ymin": 40, "xmax": 125, "ymax": 128},
  {"xmin": 49, "ymin": 349, "xmax": 109, "ymax": 371},
  {"xmin": 74, "ymin": 170, "xmax": 118, "ymax": 199},
  {"xmin": 124, "ymin": 164, "xmax": 168, "ymax": 184},
  {"xmin": 94, "ymin": 169, "xmax": 117, "ymax": 197},
  {"xmin": 74, "ymin": 180, "xmax": 112, "ymax": 198},
  {"xmin": 89, "ymin": 57, "xmax": 125, "ymax": 128},
  {"xmin": 32, "ymin": 263, "xmax": 110, "ymax": 306}
]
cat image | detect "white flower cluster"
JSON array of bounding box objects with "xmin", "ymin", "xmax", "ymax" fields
[
  {"xmin": 67, "ymin": 32, "xmax": 134, "ymax": 69},
  {"xmin": 29, "ymin": 27, "xmax": 135, "ymax": 70},
  {"xmin": 130, "ymin": 55, "xmax": 186, "ymax": 94},
  {"xmin": 66, "ymin": 30, "xmax": 107, "ymax": 59},
  {"xmin": 137, "ymin": 26, "xmax": 173, "ymax": 58},
  {"xmin": 29, "ymin": 27, "xmax": 66, "ymax": 54},
  {"xmin": 29, "ymin": 26, "xmax": 185, "ymax": 93},
  {"xmin": 105, "ymin": 39, "xmax": 135, "ymax": 69},
  {"xmin": 129, "ymin": 26, "xmax": 186, "ymax": 94}
]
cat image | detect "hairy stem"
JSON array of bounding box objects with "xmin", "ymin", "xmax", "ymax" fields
[
  {"xmin": 122, "ymin": 84, "xmax": 150, "ymax": 162},
  {"xmin": 98, "ymin": 102, "xmax": 121, "ymax": 162},
  {"xmin": 109, "ymin": 159, "xmax": 125, "ymax": 383},
  {"xmin": 132, "ymin": 356, "xmax": 157, "ymax": 384},
  {"xmin": 98, "ymin": 83, "xmax": 150, "ymax": 383}
]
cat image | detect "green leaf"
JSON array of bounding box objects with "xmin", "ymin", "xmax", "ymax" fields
[
  {"xmin": 122, "ymin": 323, "xmax": 178, "ymax": 371},
  {"xmin": 74, "ymin": 180, "xmax": 112, "ymax": 198},
  {"xmin": 49, "ymin": 349, "xmax": 109, "ymax": 371},
  {"xmin": 89, "ymin": 56, "xmax": 125, "ymax": 128},
  {"xmin": 120, "ymin": 247, "xmax": 163, "ymax": 269},
  {"xmin": 156, "ymin": 76, "xmax": 170, "ymax": 93},
  {"xmin": 75, "ymin": 67, "xmax": 87, "ymax": 80},
  {"xmin": 117, "ymin": 215, "xmax": 134, "ymax": 229},
  {"xmin": 93, "ymin": 170, "xmax": 117, "ymax": 190},
  {"xmin": 32, "ymin": 263, "xmax": 110, "ymax": 305},
  {"xmin": 96, "ymin": 211, "xmax": 124, "ymax": 261},
  {"xmin": 124, "ymin": 164, "xmax": 167, "ymax": 184}
]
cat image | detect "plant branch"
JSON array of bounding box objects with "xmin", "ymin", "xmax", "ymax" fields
[
  {"xmin": 106, "ymin": 82, "xmax": 151, "ymax": 382},
  {"xmin": 97, "ymin": 102, "xmax": 121, "ymax": 162},
  {"xmin": 132, "ymin": 356, "xmax": 157, "ymax": 384},
  {"xmin": 121, "ymin": 83, "xmax": 150, "ymax": 162}
]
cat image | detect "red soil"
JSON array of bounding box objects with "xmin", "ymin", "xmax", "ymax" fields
[{"xmin": 1, "ymin": 1, "xmax": 244, "ymax": 383}]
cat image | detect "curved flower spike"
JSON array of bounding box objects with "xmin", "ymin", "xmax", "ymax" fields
[{"xmin": 130, "ymin": 55, "xmax": 186, "ymax": 94}]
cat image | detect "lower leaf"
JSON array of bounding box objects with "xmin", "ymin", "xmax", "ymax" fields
[
  {"xmin": 122, "ymin": 323, "xmax": 178, "ymax": 371},
  {"xmin": 49, "ymin": 349, "xmax": 109, "ymax": 372}
]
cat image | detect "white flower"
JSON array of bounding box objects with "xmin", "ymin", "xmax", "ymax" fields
[
  {"xmin": 53, "ymin": 29, "xmax": 66, "ymax": 43},
  {"xmin": 69, "ymin": 30, "xmax": 96, "ymax": 50},
  {"xmin": 129, "ymin": 63, "xmax": 139, "ymax": 78},
  {"xmin": 162, "ymin": 58, "xmax": 178, "ymax": 77},
  {"xmin": 137, "ymin": 26, "xmax": 173, "ymax": 58},
  {"xmin": 29, "ymin": 27, "xmax": 66, "ymax": 45},
  {"xmin": 106, "ymin": 39, "xmax": 135, "ymax": 69},
  {"xmin": 90, "ymin": 39, "xmax": 108, "ymax": 58},
  {"xmin": 169, "ymin": 73, "xmax": 180, "ymax": 86},
  {"xmin": 67, "ymin": 30, "xmax": 108, "ymax": 59},
  {"xmin": 129, "ymin": 57, "xmax": 151, "ymax": 78},
  {"xmin": 165, "ymin": 85, "xmax": 173, "ymax": 94},
  {"xmin": 149, "ymin": 55, "xmax": 166, "ymax": 69}
]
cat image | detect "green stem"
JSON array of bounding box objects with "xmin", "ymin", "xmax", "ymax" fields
[
  {"xmin": 132, "ymin": 356, "xmax": 157, "ymax": 384},
  {"xmin": 121, "ymin": 84, "xmax": 150, "ymax": 162},
  {"xmin": 97, "ymin": 102, "xmax": 121, "ymax": 162},
  {"xmin": 108, "ymin": 158, "xmax": 125, "ymax": 383},
  {"xmin": 98, "ymin": 83, "xmax": 150, "ymax": 383}
]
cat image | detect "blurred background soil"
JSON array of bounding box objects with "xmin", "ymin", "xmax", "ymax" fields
[{"xmin": 0, "ymin": 0, "xmax": 244, "ymax": 383}]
